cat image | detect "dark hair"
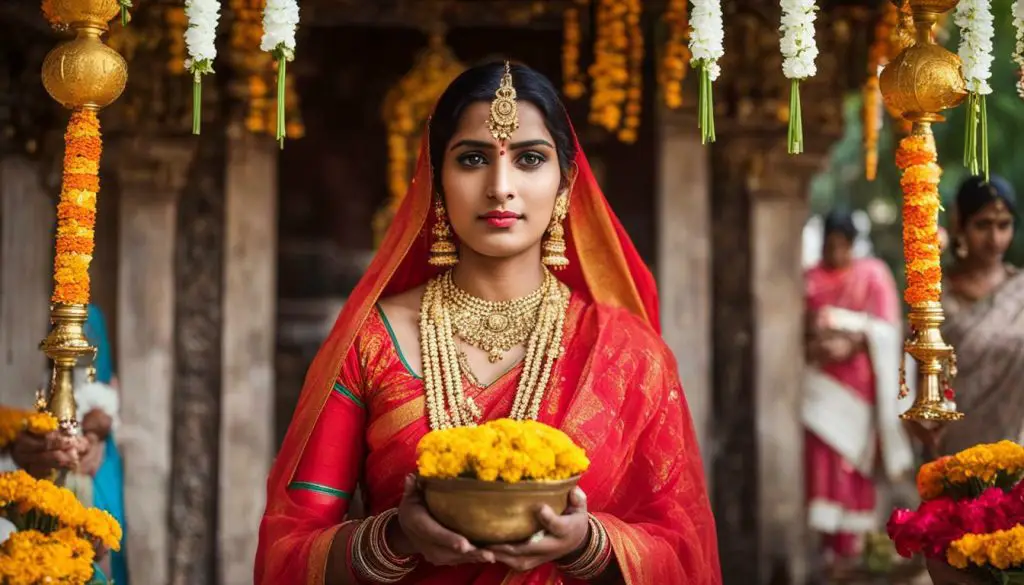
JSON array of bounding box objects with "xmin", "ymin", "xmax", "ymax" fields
[
  {"xmin": 955, "ymin": 175, "xmax": 1017, "ymax": 226},
  {"xmin": 823, "ymin": 208, "xmax": 858, "ymax": 243},
  {"xmin": 428, "ymin": 62, "xmax": 577, "ymax": 192}
]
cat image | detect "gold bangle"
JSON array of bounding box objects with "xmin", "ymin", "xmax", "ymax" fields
[
  {"xmin": 351, "ymin": 516, "xmax": 414, "ymax": 584},
  {"xmin": 559, "ymin": 515, "xmax": 612, "ymax": 580},
  {"xmin": 368, "ymin": 510, "xmax": 417, "ymax": 576}
]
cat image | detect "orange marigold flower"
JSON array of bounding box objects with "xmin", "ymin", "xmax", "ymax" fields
[
  {"xmin": 52, "ymin": 109, "xmax": 102, "ymax": 306},
  {"xmin": 916, "ymin": 456, "xmax": 950, "ymax": 500}
]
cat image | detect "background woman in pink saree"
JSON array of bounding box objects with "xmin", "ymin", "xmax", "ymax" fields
[{"xmin": 803, "ymin": 209, "xmax": 914, "ymax": 568}]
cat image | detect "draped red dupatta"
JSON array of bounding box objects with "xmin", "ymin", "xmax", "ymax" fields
[{"xmin": 256, "ymin": 107, "xmax": 721, "ymax": 585}]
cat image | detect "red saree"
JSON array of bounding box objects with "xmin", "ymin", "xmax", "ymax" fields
[{"xmin": 255, "ymin": 117, "xmax": 721, "ymax": 585}]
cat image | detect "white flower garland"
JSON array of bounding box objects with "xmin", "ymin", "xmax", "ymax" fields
[
  {"xmin": 261, "ymin": 0, "xmax": 300, "ymax": 147},
  {"xmin": 954, "ymin": 0, "xmax": 994, "ymax": 178},
  {"xmin": 183, "ymin": 0, "xmax": 220, "ymax": 135},
  {"xmin": 780, "ymin": 0, "xmax": 818, "ymax": 154},
  {"xmin": 688, "ymin": 0, "xmax": 724, "ymax": 144},
  {"xmin": 1013, "ymin": 0, "xmax": 1024, "ymax": 98}
]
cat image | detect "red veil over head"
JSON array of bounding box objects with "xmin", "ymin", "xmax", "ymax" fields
[
  {"xmin": 258, "ymin": 69, "xmax": 718, "ymax": 585},
  {"xmin": 269, "ymin": 119, "xmax": 661, "ymax": 499}
]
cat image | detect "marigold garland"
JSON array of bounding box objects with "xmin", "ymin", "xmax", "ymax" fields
[
  {"xmin": 863, "ymin": 3, "xmax": 896, "ymax": 181},
  {"xmin": 895, "ymin": 133, "xmax": 942, "ymax": 305},
  {"xmin": 375, "ymin": 36, "xmax": 465, "ymax": 247},
  {"xmin": 589, "ymin": 0, "xmax": 629, "ymax": 133},
  {"xmin": 562, "ymin": 1, "xmax": 588, "ymax": 100},
  {"xmin": 167, "ymin": 6, "xmax": 189, "ymax": 75},
  {"xmin": 51, "ymin": 110, "xmax": 101, "ymax": 307},
  {"xmin": 659, "ymin": 0, "xmax": 690, "ymax": 109},
  {"xmin": 618, "ymin": 0, "xmax": 644, "ymax": 143},
  {"xmin": 417, "ymin": 419, "xmax": 590, "ymax": 483}
]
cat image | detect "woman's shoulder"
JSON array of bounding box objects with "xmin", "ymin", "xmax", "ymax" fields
[
  {"xmin": 376, "ymin": 285, "xmax": 425, "ymax": 322},
  {"xmin": 578, "ymin": 298, "xmax": 674, "ymax": 368}
]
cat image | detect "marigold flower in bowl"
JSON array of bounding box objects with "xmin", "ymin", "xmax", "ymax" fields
[{"xmin": 416, "ymin": 419, "xmax": 590, "ymax": 544}]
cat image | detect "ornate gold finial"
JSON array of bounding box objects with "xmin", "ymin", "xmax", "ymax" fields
[{"xmin": 487, "ymin": 61, "xmax": 519, "ymax": 142}]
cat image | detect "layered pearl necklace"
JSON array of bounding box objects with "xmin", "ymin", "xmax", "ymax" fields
[{"xmin": 419, "ymin": 270, "xmax": 570, "ymax": 430}]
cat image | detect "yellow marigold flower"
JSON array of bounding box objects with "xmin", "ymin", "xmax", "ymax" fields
[
  {"xmin": 944, "ymin": 441, "xmax": 1024, "ymax": 485},
  {"xmin": 416, "ymin": 419, "xmax": 590, "ymax": 483},
  {"xmin": 948, "ymin": 525, "xmax": 1024, "ymax": 570}
]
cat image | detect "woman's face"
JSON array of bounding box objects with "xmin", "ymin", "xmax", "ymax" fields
[
  {"xmin": 440, "ymin": 101, "xmax": 565, "ymax": 262},
  {"xmin": 822, "ymin": 232, "xmax": 853, "ymax": 269},
  {"xmin": 962, "ymin": 199, "xmax": 1014, "ymax": 263}
]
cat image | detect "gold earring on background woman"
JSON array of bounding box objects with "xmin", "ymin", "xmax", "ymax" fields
[
  {"xmin": 956, "ymin": 235, "xmax": 968, "ymax": 259},
  {"xmin": 428, "ymin": 196, "xmax": 459, "ymax": 267},
  {"xmin": 541, "ymin": 193, "xmax": 570, "ymax": 270}
]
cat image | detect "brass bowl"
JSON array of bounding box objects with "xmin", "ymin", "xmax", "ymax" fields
[{"xmin": 421, "ymin": 475, "xmax": 580, "ymax": 544}]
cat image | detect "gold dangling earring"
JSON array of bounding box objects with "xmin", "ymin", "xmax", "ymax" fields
[
  {"xmin": 955, "ymin": 236, "xmax": 968, "ymax": 259},
  {"xmin": 542, "ymin": 194, "xmax": 570, "ymax": 270},
  {"xmin": 429, "ymin": 196, "xmax": 459, "ymax": 267}
]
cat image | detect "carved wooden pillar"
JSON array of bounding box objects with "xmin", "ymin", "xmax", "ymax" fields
[
  {"xmin": 0, "ymin": 157, "xmax": 53, "ymax": 407},
  {"xmin": 218, "ymin": 122, "xmax": 278, "ymax": 585},
  {"xmin": 113, "ymin": 138, "xmax": 195, "ymax": 585},
  {"xmin": 169, "ymin": 126, "xmax": 226, "ymax": 585},
  {"xmin": 654, "ymin": 109, "xmax": 712, "ymax": 462}
]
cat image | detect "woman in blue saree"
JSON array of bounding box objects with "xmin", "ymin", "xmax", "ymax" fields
[{"xmin": 82, "ymin": 305, "xmax": 130, "ymax": 585}]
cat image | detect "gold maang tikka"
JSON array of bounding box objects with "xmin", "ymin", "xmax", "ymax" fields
[{"xmin": 487, "ymin": 61, "xmax": 520, "ymax": 142}]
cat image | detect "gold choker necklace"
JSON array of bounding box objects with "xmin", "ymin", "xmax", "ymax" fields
[
  {"xmin": 445, "ymin": 272, "xmax": 548, "ymax": 363},
  {"xmin": 419, "ymin": 269, "xmax": 570, "ymax": 429}
]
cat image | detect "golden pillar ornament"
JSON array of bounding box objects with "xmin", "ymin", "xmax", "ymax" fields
[
  {"xmin": 37, "ymin": 0, "xmax": 127, "ymax": 453},
  {"xmin": 879, "ymin": 0, "xmax": 966, "ymax": 425}
]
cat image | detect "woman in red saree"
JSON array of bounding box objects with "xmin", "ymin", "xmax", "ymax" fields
[
  {"xmin": 802, "ymin": 210, "xmax": 913, "ymax": 566},
  {"xmin": 256, "ymin": 62, "xmax": 720, "ymax": 585}
]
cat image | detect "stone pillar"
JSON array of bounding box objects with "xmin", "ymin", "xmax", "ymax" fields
[
  {"xmin": 654, "ymin": 110, "xmax": 712, "ymax": 462},
  {"xmin": 218, "ymin": 124, "xmax": 278, "ymax": 585},
  {"xmin": 708, "ymin": 135, "xmax": 823, "ymax": 585},
  {"xmin": 0, "ymin": 157, "xmax": 53, "ymax": 408},
  {"xmin": 113, "ymin": 138, "xmax": 195, "ymax": 585},
  {"xmin": 751, "ymin": 148, "xmax": 821, "ymax": 585},
  {"xmin": 169, "ymin": 128, "xmax": 226, "ymax": 585},
  {"xmin": 708, "ymin": 137, "xmax": 760, "ymax": 585}
]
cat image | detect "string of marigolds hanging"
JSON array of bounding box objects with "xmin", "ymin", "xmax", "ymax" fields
[
  {"xmin": 896, "ymin": 133, "xmax": 943, "ymax": 307},
  {"xmin": 954, "ymin": 0, "xmax": 994, "ymax": 180},
  {"xmin": 659, "ymin": 0, "xmax": 690, "ymax": 109},
  {"xmin": 261, "ymin": 0, "xmax": 299, "ymax": 148},
  {"xmin": 562, "ymin": 0, "xmax": 588, "ymax": 100},
  {"xmin": 689, "ymin": 0, "xmax": 723, "ymax": 144},
  {"xmin": 184, "ymin": 0, "xmax": 221, "ymax": 135},
  {"xmin": 780, "ymin": 0, "xmax": 818, "ymax": 155},
  {"xmin": 863, "ymin": 2, "xmax": 898, "ymax": 181},
  {"xmin": 1013, "ymin": 0, "xmax": 1024, "ymax": 99},
  {"xmin": 619, "ymin": 0, "xmax": 644, "ymax": 143}
]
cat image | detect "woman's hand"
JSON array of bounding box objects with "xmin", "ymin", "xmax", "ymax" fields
[
  {"xmin": 9, "ymin": 431, "xmax": 88, "ymax": 479},
  {"xmin": 487, "ymin": 487, "xmax": 590, "ymax": 573},
  {"xmin": 78, "ymin": 432, "xmax": 106, "ymax": 477},
  {"xmin": 81, "ymin": 409, "xmax": 113, "ymax": 442},
  {"xmin": 395, "ymin": 474, "xmax": 496, "ymax": 566}
]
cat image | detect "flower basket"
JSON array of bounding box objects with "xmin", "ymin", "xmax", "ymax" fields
[{"xmin": 887, "ymin": 441, "xmax": 1024, "ymax": 584}]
